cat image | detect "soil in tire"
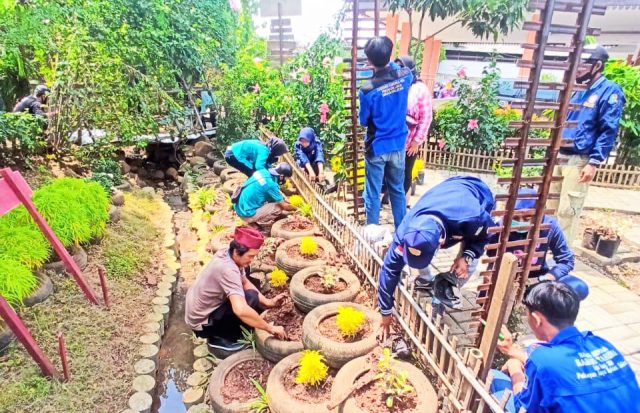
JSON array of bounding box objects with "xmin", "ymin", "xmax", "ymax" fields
[
  {"xmin": 264, "ymin": 299, "xmax": 304, "ymax": 341},
  {"xmin": 220, "ymin": 359, "xmax": 273, "ymax": 404},
  {"xmin": 354, "ymin": 379, "xmax": 418, "ymax": 412},
  {"xmin": 318, "ymin": 316, "xmax": 372, "ymax": 343},
  {"xmin": 283, "ymin": 367, "xmax": 336, "ymax": 403}
]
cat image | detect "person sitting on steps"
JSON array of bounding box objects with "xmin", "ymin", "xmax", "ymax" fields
[
  {"xmin": 184, "ymin": 226, "xmax": 288, "ymax": 352},
  {"xmin": 224, "ymin": 137, "xmax": 288, "ymax": 177},
  {"xmin": 233, "ymin": 162, "xmax": 296, "ymax": 231}
]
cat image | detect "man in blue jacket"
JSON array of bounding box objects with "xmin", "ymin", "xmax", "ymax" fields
[
  {"xmin": 358, "ymin": 36, "xmax": 413, "ymax": 228},
  {"xmin": 552, "ymin": 45, "xmax": 625, "ymax": 242},
  {"xmin": 491, "ymin": 282, "xmax": 640, "ymax": 413},
  {"xmin": 377, "ymin": 176, "xmax": 495, "ymax": 339},
  {"xmin": 488, "ymin": 188, "xmax": 589, "ymax": 300},
  {"xmin": 294, "ymin": 127, "xmax": 325, "ymax": 182},
  {"xmin": 225, "ymin": 137, "xmax": 288, "ymax": 177}
]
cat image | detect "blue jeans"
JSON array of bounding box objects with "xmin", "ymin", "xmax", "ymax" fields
[
  {"xmin": 364, "ymin": 150, "xmax": 406, "ymax": 228},
  {"xmin": 489, "ymin": 370, "xmax": 516, "ymax": 413}
]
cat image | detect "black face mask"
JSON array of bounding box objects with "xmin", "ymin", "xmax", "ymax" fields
[{"xmin": 576, "ymin": 61, "xmax": 599, "ymax": 84}]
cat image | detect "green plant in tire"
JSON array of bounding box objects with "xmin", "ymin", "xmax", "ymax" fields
[
  {"xmin": 189, "ymin": 187, "xmax": 217, "ymax": 211},
  {"xmin": 239, "ymin": 326, "xmax": 257, "ymax": 353},
  {"xmin": 88, "ymin": 158, "xmax": 123, "ymax": 191},
  {"xmin": 376, "ymin": 348, "xmax": 414, "ymax": 408},
  {"xmin": 321, "ymin": 267, "xmax": 337, "ymax": 289},
  {"xmin": 0, "ymin": 259, "xmax": 38, "ymax": 306},
  {"xmin": 335, "ymin": 305, "xmax": 365, "ymax": 338},
  {"xmin": 0, "ymin": 217, "xmax": 50, "ymax": 269},
  {"xmin": 298, "ymin": 203, "xmax": 313, "ymax": 219},
  {"xmin": 295, "ymin": 350, "xmax": 328, "ymax": 386},
  {"xmin": 248, "ymin": 379, "xmax": 269, "ymax": 413}
]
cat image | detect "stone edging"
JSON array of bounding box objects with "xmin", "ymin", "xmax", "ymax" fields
[{"xmin": 182, "ymin": 341, "xmax": 217, "ymax": 412}]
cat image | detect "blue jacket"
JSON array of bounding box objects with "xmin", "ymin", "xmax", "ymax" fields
[
  {"xmin": 377, "ymin": 176, "xmax": 495, "ymax": 314},
  {"xmin": 515, "ymin": 326, "xmax": 640, "ymax": 413},
  {"xmin": 488, "ymin": 215, "xmax": 574, "ymax": 280},
  {"xmin": 230, "ymin": 140, "xmax": 270, "ymax": 172},
  {"xmin": 562, "ymin": 76, "xmax": 625, "ymax": 165},
  {"xmin": 358, "ymin": 62, "xmax": 413, "ymax": 158},
  {"xmin": 233, "ymin": 169, "xmax": 283, "ymax": 218},
  {"xmin": 294, "ymin": 134, "xmax": 325, "ymax": 167}
]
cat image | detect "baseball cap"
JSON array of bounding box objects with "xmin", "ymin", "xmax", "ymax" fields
[{"xmin": 401, "ymin": 215, "xmax": 443, "ymax": 269}]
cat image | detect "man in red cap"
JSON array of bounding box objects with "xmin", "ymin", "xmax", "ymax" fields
[{"xmin": 185, "ymin": 226, "xmax": 287, "ymax": 352}]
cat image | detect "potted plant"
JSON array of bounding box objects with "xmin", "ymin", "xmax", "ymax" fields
[
  {"xmin": 266, "ymin": 350, "xmax": 337, "ymax": 413},
  {"xmin": 208, "ymin": 349, "xmax": 274, "ymax": 413},
  {"xmin": 329, "ymin": 349, "xmax": 438, "ymax": 413},
  {"xmin": 256, "ymin": 269, "xmax": 304, "ymax": 362},
  {"xmin": 595, "ymin": 227, "xmax": 621, "ymax": 258},
  {"xmin": 271, "ymin": 198, "xmax": 318, "ymax": 240},
  {"xmin": 275, "ymin": 236, "xmax": 336, "ymax": 276},
  {"xmin": 290, "ymin": 264, "xmax": 361, "ymax": 313},
  {"xmin": 302, "ymin": 302, "xmax": 381, "ymax": 368}
]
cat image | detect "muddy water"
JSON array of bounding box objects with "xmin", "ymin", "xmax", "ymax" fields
[{"xmin": 151, "ymin": 198, "xmax": 199, "ymax": 413}]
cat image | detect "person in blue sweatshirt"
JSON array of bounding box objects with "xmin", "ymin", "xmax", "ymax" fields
[
  {"xmin": 358, "ymin": 36, "xmax": 413, "ymax": 228},
  {"xmin": 224, "ymin": 137, "xmax": 288, "ymax": 177},
  {"xmin": 377, "ymin": 176, "xmax": 495, "ymax": 339},
  {"xmin": 488, "ymin": 188, "xmax": 589, "ymax": 300},
  {"xmin": 294, "ymin": 127, "xmax": 326, "ymax": 182}
]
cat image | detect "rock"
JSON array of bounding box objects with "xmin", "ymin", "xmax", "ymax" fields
[
  {"xmin": 130, "ymin": 165, "xmax": 139, "ymax": 173},
  {"xmin": 142, "ymin": 322, "xmax": 161, "ymax": 335},
  {"xmin": 182, "ymin": 387, "xmax": 204, "ymax": 409},
  {"xmin": 108, "ymin": 206, "xmax": 121, "ymax": 223},
  {"xmin": 111, "ymin": 190, "xmax": 125, "ymax": 206},
  {"xmin": 137, "ymin": 168, "xmax": 148, "ymax": 178},
  {"xmin": 189, "ymin": 156, "xmax": 206, "ymax": 167},
  {"xmin": 141, "ymin": 187, "xmax": 155, "ymax": 197},
  {"xmin": 133, "ymin": 359, "xmax": 156, "ymax": 375},
  {"xmin": 193, "ymin": 358, "xmax": 213, "ymax": 372},
  {"xmin": 132, "ymin": 375, "xmax": 156, "ymax": 393},
  {"xmin": 152, "ymin": 296, "xmax": 169, "ymax": 306},
  {"xmin": 138, "ymin": 344, "xmax": 159, "ymax": 363},
  {"xmin": 128, "ymin": 391, "xmax": 152, "ymax": 413},
  {"xmin": 139, "ymin": 333, "xmax": 160, "ymax": 346},
  {"xmin": 166, "ymin": 167, "xmax": 179, "ymax": 181},
  {"xmin": 186, "ymin": 371, "xmax": 209, "ymax": 387},
  {"xmin": 151, "ymin": 170, "xmax": 165, "ymax": 180},
  {"xmin": 194, "ymin": 141, "xmax": 215, "ymax": 158},
  {"xmin": 157, "ymin": 182, "xmax": 165, "ymax": 188},
  {"xmin": 120, "ymin": 160, "xmax": 131, "ymax": 174},
  {"xmin": 187, "ymin": 403, "xmax": 212, "ymax": 413},
  {"xmin": 193, "ymin": 344, "xmax": 209, "ymax": 359},
  {"xmin": 177, "ymin": 176, "xmax": 184, "ymax": 184}
]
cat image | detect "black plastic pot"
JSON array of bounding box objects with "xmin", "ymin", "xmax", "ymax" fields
[
  {"xmin": 417, "ymin": 170, "xmax": 425, "ymax": 185},
  {"xmin": 596, "ymin": 236, "xmax": 621, "ymax": 258}
]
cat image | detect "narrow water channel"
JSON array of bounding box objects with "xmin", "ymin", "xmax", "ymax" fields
[{"xmin": 151, "ymin": 196, "xmax": 198, "ymax": 413}]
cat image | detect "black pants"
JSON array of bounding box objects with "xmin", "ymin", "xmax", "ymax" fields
[
  {"xmin": 381, "ymin": 152, "xmax": 417, "ymax": 201},
  {"xmin": 224, "ymin": 149, "xmax": 255, "ymax": 177},
  {"xmin": 194, "ymin": 289, "xmax": 263, "ymax": 341}
]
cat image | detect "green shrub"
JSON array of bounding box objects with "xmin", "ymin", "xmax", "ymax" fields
[
  {"xmin": 0, "ymin": 259, "xmax": 37, "ymax": 306},
  {"xmin": 0, "ymin": 217, "xmax": 50, "ymax": 269},
  {"xmin": 88, "ymin": 158, "xmax": 123, "ymax": 191},
  {"xmin": 10, "ymin": 178, "xmax": 110, "ymax": 247}
]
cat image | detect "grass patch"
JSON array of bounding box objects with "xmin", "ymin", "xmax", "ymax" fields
[
  {"xmin": 103, "ymin": 192, "xmax": 161, "ymax": 279},
  {"xmin": 0, "ymin": 191, "xmax": 167, "ymax": 413}
]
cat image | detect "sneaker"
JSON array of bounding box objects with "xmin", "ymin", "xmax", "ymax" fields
[
  {"xmin": 207, "ymin": 336, "xmax": 248, "ymax": 352},
  {"xmin": 414, "ymin": 277, "xmax": 434, "ymax": 291}
]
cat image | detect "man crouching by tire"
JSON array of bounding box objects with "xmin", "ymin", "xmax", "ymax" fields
[{"xmin": 185, "ymin": 226, "xmax": 287, "ymax": 353}]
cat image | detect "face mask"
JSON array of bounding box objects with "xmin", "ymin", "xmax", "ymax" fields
[
  {"xmin": 511, "ymin": 220, "xmax": 529, "ymax": 233},
  {"xmin": 576, "ymin": 62, "xmax": 596, "ymax": 84}
]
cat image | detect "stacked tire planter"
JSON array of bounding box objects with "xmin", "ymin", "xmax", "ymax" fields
[{"xmin": 124, "ymin": 198, "xmax": 180, "ymax": 413}]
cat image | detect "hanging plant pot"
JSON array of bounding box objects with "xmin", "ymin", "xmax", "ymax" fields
[
  {"xmin": 213, "ymin": 159, "xmax": 228, "ymax": 175},
  {"xmin": 330, "ymin": 354, "xmax": 438, "ymax": 413},
  {"xmin": 581, "ymin": 227, "xmax": 599, "ymax": 250},
  {"xmin": 266, "ymin": 351, "xmax": 337, "ymax": 413},
  {"xmin": 290, "ymin": 266, "xmax": 361, "ymax": 313},
  {"xmin": 275, "ymin": 237, "xmax": 337, "ymax": 277},
  {"xmin": 0, "ymin": 321, "xmax": 15, "ymax": 355},
  {"xmin": 596, "ymin": 235, "xmax": 621, "ymax": 258},
  {"xmin": 43, "ymin": 245, "xmax": 88, "ymax": 274},
  {"xmin": 271, "ymin": 216, "xmax": 319, "ymax": 240},
  {"xmin": 255, "ymin": 302, "xmax": 304, "ymax": 362},
  {"xmin": 208, "ymin": 229, "xmax": 235, "ymax": 254},
  {"xmin": 208, "ymin": 349, "xmax": 273, "ymax": 413},
  {"xmin": 220, "ymin": 168, "xmax": 243, "ymax": 183},
  {"xmin": 22, "ymin": 272, "xmax": 54, "ymax": 308},
  {"xmin": 302, "ymin": 302, "xmax": 381, "ymax": 368}
]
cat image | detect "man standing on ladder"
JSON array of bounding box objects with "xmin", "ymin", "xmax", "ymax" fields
[{"xmin": 553, "ymin": 44, "xmax": 625, "ymax": 243}]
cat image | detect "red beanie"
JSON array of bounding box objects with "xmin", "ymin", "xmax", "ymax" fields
[{"xmin": 233, "ymin": 226, "xmax": 264, "ymax": 249}]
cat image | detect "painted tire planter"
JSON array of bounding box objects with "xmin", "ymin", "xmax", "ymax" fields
[
  {"xmin": 208, "ymin": 349, "xmax": 272, "ymax": 413},
  {"xmin": 209, "ymin": 229, "xmax": 235, "ymax": 254},
  {"xmin": 266, "ymin": 352, "xmax": 334, "ymax": 413},
  {"xmin": 290, "ymin": 266, "xmax": 361, "ymax": 313},
  {"xmin": 220, "ymin": 168, "xmax": 243, "ymax": 183},
  {"xmin": 22, "ymin": 272, "xmax": 54, "ymax": 307},
  {"xmin": 222, "ymin": 178, "xmax": 245, "ymax": 195},
  {"xmin": 0, "ymin": 322, "xmax": 15, "ymax": 355},
  {"xmin": 213, "ymin": 159, "xmax": 228, "ymax": 175},
  {"xmin": 274, "ymin": 237, "xmax": 337, "ymax": 277},
  {"xmin": 43, "ymin": 245, "xmax": 88, "ymax": 274},
  {"xmin": 255, "ymin": 310, "xmax": 304, "ymax": 362},
  {"xmin": 330, "ymin": 355, "xmax": 437, "ymax": 413},
  {"xmin": 271, "ymin": 217, "xmax": 318, "ymax": 240},
  {"xmin": 302, "ymin": 302, "xmax": 381, "ymax": 368}
]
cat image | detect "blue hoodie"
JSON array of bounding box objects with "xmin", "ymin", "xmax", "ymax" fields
[{"xmin": 294, "ymin": 127, "xmax": 325, "ymax": 167}]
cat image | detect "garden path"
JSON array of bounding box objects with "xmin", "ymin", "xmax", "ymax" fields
[{"xmin": 378, "ymin": 168, "xmax": 640, "ymax": 379}]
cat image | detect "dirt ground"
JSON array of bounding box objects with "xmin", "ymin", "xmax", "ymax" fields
[{"xmin": 0, "ymin": 191, "xmax": 167, "ymax": 413}]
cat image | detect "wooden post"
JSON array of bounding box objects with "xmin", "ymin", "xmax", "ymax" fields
[
  {"xmin": 479, "ymin": 253, "xmax": 518, "ymax": 379},
  {"xmin": 519, "ymin": 12, "xmax": 540, "ymax": 79},
  {"xmin": 399, "ymin": 22, "xmax": 411, "ymax": 55},
  {"xmin": 385, "ymin": 14, "xmax": 399, "ymax": 55}
]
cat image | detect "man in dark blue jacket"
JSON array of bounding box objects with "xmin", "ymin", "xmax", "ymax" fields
[
  {"xmin": 377, "ymin": 176, "xmax": 495, "ymax": 339},
  {"xmin": 294, "ymin": 127, "xmax": 325, "ymax": 182},
  {"xmin": 488, "ymin": 188, "xmax": 589, "ymax": 300},
  {"xmin": 358, "ymin": 36, "xmax": 413, "ymax": 228},
  {"xmin": 552, "ymin": 45, "xmax": 625, "ymax": 242}
]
